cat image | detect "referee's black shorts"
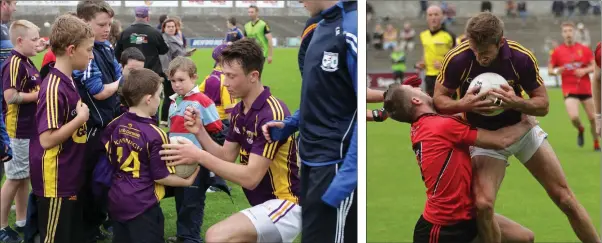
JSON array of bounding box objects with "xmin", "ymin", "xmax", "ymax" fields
[
  {"xmin": 300, "ymin": 163, "xmax": 357, "ymax": 243},
  {"xmin": 413, "ymin": 215, "xmax": 477, "ymax": 243}
]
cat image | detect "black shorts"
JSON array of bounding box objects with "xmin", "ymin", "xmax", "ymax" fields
[
  {"xmin": 424, "ymin": 75, "xmax": 437, "ymax": 97},
  {"xmin": 564, "ymin": 93, "xmax": 592, "ymax": 101},
  {"xmin": 113, "ymin": 204, "xmax": 165, "ymax": 243},
  {"xmin": 300, "ymin": 163, "xmax": 357, "ymax": 243},
  {"xmin": 36, "ymin": 195, "xmax": 83, "ymax": 243},
  {"xmin": 413, "ymin": 215, "xmax": 477, "ymax": 243}
]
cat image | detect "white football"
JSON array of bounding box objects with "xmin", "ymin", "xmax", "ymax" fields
[
  {"xmin": 467, "ymin": 72, "xmax": 509, "ymax": 117},
  {"xmin": 169, "ymin": 136, "xmax": 198, "ymax": 178}
]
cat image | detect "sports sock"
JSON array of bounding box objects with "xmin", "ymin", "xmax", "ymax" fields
[
  {"xmin": 595, "ymin": 140, "xmax": 600, "ymax": 148},
  {"xmin": 15, "ymin": 220, "xmax": 25, "ymax": 227},
  {"xmin": 578, "ymin": 126, "xmax": 585, "ymax": 133}
]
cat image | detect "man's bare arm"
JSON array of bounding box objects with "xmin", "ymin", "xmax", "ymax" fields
[
  {"xmin": 194, "ymin": 128, "xmax": 240, "ymax": 162},
  {"xmin": 367, "ymin": 88, "xmax": 385, "ymax": 103},
  {"xmin": 516, "ymin": 86, "xmax": 550, "ymax": 116},
  {"xmin": 433, "ymin": 82, "xmax": 466, "ymax": 114},
  {"xmin": 594, "ymin": 65, "xmax": 601, "ymax": 114},
  {"xmin": 474, "ymin": 118, "xmax": 536, "ymax": 150}
]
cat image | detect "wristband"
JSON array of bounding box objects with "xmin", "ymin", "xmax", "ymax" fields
[{"xmin": 372, "ymin": 108, "xmax": 388, "ymax": 122}]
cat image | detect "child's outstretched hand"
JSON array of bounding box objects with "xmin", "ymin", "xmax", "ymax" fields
[{"xmin": 184, "ymin": 106, "xmax": 203, "ymax": 135}]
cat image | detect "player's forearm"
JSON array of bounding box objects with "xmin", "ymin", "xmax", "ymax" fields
[
  {"xmin": 433, "ymin": 95, "xmax": 466, "ymax": 114},
  {"xmin": 156, "ymin": 174, "xmax": 194, "ymax": 187},
  {"xmin": 93, "ymin": 80, "xmax": 120, "ymax": 100},
  {"xmin": 5, "ymin": 90, "xmax": 38, "ymax": 104},
  {"xmin": 495, "ymin": 121, "xmax": 533, "ymax": 148},
  {"xmin": 195, "ymin": 128, "xmax": 232, "ymax": 162},
  {"xmin": 366, "ymin": 110, "xmax": 374, "ymax": 121},
  {"xmin": 198, "ymin": 151, "xmax": 259, "ymax": 190},
  {"xmin": 367, "ymin": 88, "xmax": 385, "ymax": 103},
  {"xmin": 39, "ymin": 117, "xmax": 86, "ymax": 149},
  {"xmin": 593, "ymin": 68, "xmax": 601, "ymax": 114},
  {"xmin": 514, "ymin": 97, "xmax": 549, "ymax": 116},
  {"xmin": 267, "ymin": 37, "xmax": 273, "ymax": 56}
]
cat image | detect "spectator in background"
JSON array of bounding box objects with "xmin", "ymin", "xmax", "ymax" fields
[
  {"xmin": 575, "ymin": 22, "xmax": 591, "ymax": 47},
  {"xmin": 160, "ymin": 18, "xmax": 193, "ymax": 75},
  {"xmin": 592, "ymin": 0, "xmax": 601, "ymax": 15},
  {"xmin": 171, "ymin": 16, "xmax": 187, "ymax": 48},
  {"xmin": 567, "ymin": 0, "xmax": 576, "ymax": 17},
  {"xmin": 553, "ymin": 0, "xmax": 565, "ymax": 18},
  {"xmin": 115, "ymin": 6, "xmax": 169, "ymax": 125},
  {"xmin": 224, "ymin": 17, "xmax": 244, "ymax": 44},
  {"xmin": 372, "ymin": 23, "xmax": 384, "ymax": 50},
  {"xmin": 506, "ymin": 0, "xmax": 518, "ymax": 17},
  {"xmin": 157, "ymin": 14, "xmax": 167, "ymax": 30},
  {"xmin": 383, "ymin": 23, "xmax": 398, "ymax": 50},
  {"xmin": 399, "ymin": 22, "xmax": 415, "ymax": 52},
  {"xmin": 367, "ymin": 2, "xmax": 373, "ymax": 22},
  {"xmin": 390, "ymin": 45, "xmax": 406, "ymax": 82},
  {"xmin": 481, "ymin": 1, "xmax": 492, "ymax": 12},
  {"xmin": 419, "ymin": 0, "xmax": 428, "ymax": 17},
  {"xmin": 577, "ymin": 1, "xmax": 590, "ymax": 15},
  {"xmin": 109, "ymin": 19, "xmax": 121, "ymax": 47},
  {"xmin": 518, "ymin": 1, "xmax": 527, "ymax": 22}
]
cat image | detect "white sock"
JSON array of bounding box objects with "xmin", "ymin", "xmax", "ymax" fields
[{"xmin": 15, "ymin": 220, "xmax": 25, "ymax": 227}]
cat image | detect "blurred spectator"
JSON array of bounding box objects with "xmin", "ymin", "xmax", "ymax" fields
[
  {"xmin": 225, "ymin": 17, "xmax": 244, "ymax": 44},
  {"xmin": 383, "ymin": 23, "xmax": 399, "ymax": 50},
  {"xmin": 506, "ymin": 0, "xmax": 518, "ymax": 17},
  {"xmin": 372, "ymin": 24, "xmax": 384, "ymax": 50},
  {"xmin": 109, "ymin": 19, "xmax": 122, "ymax": 47},
  {"xmin": 481, "ymin": 1, "xmax": 492, "ymax": 12},
  {"xmin": 577, "ymin": 1, "xmax": 590, "ymax": 15},
  {"xmin": 157, "ymin": 14, "xmax": 168, "ymax": 30},
  {"xmin": 574, "ymin": 22, "xmax": 591, "ymax": 47},
  {"xmin": 400, "ymin": 22, "xmax": 416, "ymax": 52},
  {"xmin": 159, "ymin": 18, "xmax": 190, "ymax": 75},
  {"xmin": 419, "ymin": 0, "xmax": 428, "ymax": 18},
  {"xmin": 440, "ymin": 1, "xmax": 456, "ymax": 27},
  {"xmin": 517, "ymin": 1, "xmax": 527, "ymax": 21},
  {"xmin": 367, "ymin": 2, "xmax": 373, "ymax": 22},
  {"xmin": 390, "ymin": 45, "xmax": 406, "ymax": 82},
  {"xmin": 171, "ymin": 16, "xmax": 188, "ymax": 48},
  {"xmin": 592, "ymin": 1, "xmax": 601, "ymax": 15},
  {"xmin": 567, "ymin": 0, "xmax": 576, "ymax": 17},
  {"xmin": 552, "ymin": 1, "xmax": 565, "ymax": 17}
]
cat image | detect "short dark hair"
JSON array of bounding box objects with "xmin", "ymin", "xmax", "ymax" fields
[
  {"xmin": 249, "ymin": 5, "xmax": 259, "ymax": 12},
  {"xmin": 76, "ymin": 0, "xmax": 115, "ymax": 22},
  {"xmin": 159, "ymin": 14, "xmax": 168, "ymax": 24},
  {"xmin": 120, "ymin": 47, "xmax": 145, "ymax": 66},
  {"xmin": 228, "ymin": 17, "xmax": 237, "ymax": 26},
  {"xmin": 465, "ymin": 12, "xmax": 504, "ymax": 48},
  {"xmin": 220, "ymin": 38, "xmax": 264, "ymax": 78},
  {"xmin": 383, "ymin": 83, "xmax": 415, "ymax": 123},
  {"xmin": 121, "ymin": 68, "xmax": 162, "ymax": 107}
]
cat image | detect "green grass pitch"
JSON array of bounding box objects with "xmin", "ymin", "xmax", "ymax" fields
[
  {"xmin": 368, "ymin": 90, "xmax": 600, "ymax": 242},
  {"xmin": 2, "ymin": 48, "xmax": 303, "ymax": 242}
]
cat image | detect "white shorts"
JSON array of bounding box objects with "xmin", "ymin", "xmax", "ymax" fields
[
  {"xmin": 241, "ymin": 199, "xmax": 301, "ymax": 243},
  {"xmin": 4, "ymin": 138, "xmax": 30, "ymax": 179},
  {"xmin": 470, "ymin": 125, "xmax": 548, "ymax": 164}
]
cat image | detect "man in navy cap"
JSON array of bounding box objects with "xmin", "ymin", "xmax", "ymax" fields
[{"xmin": 114, "ymin": 5, "xmax": 169, "ymax": 123}]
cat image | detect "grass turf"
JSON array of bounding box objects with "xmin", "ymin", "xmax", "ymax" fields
[
  {"xmin": 367, "ymin": 90, "xmax": 600, "ymax": 242},
  {"xmin": 2, "ymin": 48, "xmax": 303, "ymax": 242}
]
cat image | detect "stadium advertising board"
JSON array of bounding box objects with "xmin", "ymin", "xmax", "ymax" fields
[
  {"xmin": 190, "ymin": 38, "xmax": 224, "ymax": 48},
  {"xmin": 235, "ymin": 1, "xmax": 285, "ymax": 8},
  {"xmin": 124, "ymin": 1, "xmax": 178, "ymax": 7},
  {"xmin": 17, "ymin": 1, "xmax": 79, "ymax": 6},
  {"xmin": 181, "ymin": 0, "xmax": 233, "ymax": 7},
  {"xmin": 287, "ymin": 0, "xmax": 304, "ymax": 8}
]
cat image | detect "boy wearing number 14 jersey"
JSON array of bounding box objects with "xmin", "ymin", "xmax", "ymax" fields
[{"xmin": 102, "ymin": 68, "xmax": 198, "ymax": 243}]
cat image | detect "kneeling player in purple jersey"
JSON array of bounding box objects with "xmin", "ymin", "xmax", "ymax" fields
[
  {"xmin": 161, "ymin": 39, "xmax": 301, "ymax": 243},
  {"xmin": 102, "ymin": 68, "xmax": 199, "ymax": 243},
  {"xmin": 433, "ymin": 12, "xmax": 599, "ymax": 243}
]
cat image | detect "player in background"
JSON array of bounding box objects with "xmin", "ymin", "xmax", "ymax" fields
[
  {"xmin": 593, "ymin": 42, "xmax": 601, "ymax": 137},
  {"xmin": 433, "ymin": 12, "xmax": 599, "ymax": 243},
  {"xmin": 224, "ymin": 17, "xmax": 244, "ymax": 44},
  {"xmin": 71, "ymin": 1, "xmax": 125, "ymax": 240},
  {"xmin": 548, "ymin": 22, "xmax": 598, "ymax": 150},
  {"xmin": 261, "ymin": 1, "xmax": 358, "ymax": 242},
  {"xmin": 244, "ymin": 5, "xmax": 273, "ymax": 64},
  {"xmin": 160, "ymin": 39, "xmax": 301, "ymax": 243},
  {"xmin": 366, "ymin": 75, "xmax": 423, "ymax": 122},
  {"xmin": 199, "ymin": 44, "xmax": 235, "ymax": 194},
  {"xmin": 166, "ymin": 56, "xmax": 223, "ymax": 243},
  {"xmin": 0, "ymin": 20, "xmax": 41, "ymax": 243},
  {"xmin": 384, "ymin": 83, "xmax": 536, "ymax": 243},
  {"xmin": 102, "ymin": 68, "xmax": 199, "ymax": 243},
  {"xmin": 119, "ymin": 47, "xmax": 146, "ymax": 78},
  {"xmin": 29, "ymin": 14, "xmax": 92, "ymax": 243}
]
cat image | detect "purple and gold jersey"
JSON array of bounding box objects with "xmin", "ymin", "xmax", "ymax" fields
[
  {"xmin": 1, "ymin": 50, "xmax": 41, "ymax": 139},
  {"xmin": 30, "ymin": 66, "xmax": 87, "ymax": 198},
  {"xmin": 437, "ymin": 39, "xmax": 543, "ymax": 130},
  {"xmin": 226, "ymin": 87, "xmax": 300, "ymax": 206},
  {"xmin": 102, "ymin": 112, "xmax": 174, "ymax": 222}
]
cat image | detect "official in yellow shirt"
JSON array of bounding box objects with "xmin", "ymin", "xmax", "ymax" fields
[{"xmin": 417, "ymin": 5, "xmax": 456, "ymax": 97}]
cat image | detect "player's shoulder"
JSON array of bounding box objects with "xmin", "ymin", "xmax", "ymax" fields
[
  {"xmin": 506, "ymin": 39, "xmax": 538, "ymax": 64},
  {"xmin": 258, "ymin": 95, "xmax": 289, "ymax": 121},
  {"xmin": 596, "ymin": 42, "xmax": 601, "ymax": 51},
  {"xmin": 305, "ymin": 15, "xmax": 323, "ymax": 27},
  {"xmin": 442, "ymin": 41, "xmax": 472, "ymax": 66},
  {"xmin": 143, "ymin": 122, "xmax": 169, "ymax": 144}
]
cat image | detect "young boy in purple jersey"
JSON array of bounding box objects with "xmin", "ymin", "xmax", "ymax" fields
[
  {"xmin": 29, "ymin": 14, "xmax": 92, "ymax": 243},
  {"xmin": 161, "ymin": 39, "xmax": 301, "ymax": 243},
  {"xmin": 102, "ymin": 68, "xmax": 199, "ymax": 243},
  {"xmin": 0, "ymin": 19, "xmax": 41, "ymax": 242}
]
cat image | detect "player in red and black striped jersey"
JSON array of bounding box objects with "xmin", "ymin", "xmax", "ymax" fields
[
  {"xmin": 383, "ymin": 83, "xmax": 536, "ymax": 243},
  {"xmin": 594, "ymin": 42, "xmax": 601, "ymax": 137}
]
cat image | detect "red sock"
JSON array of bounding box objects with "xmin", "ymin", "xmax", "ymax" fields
[
  {"xmin": 595, "ymin": 140, "xmax": 600, "ymax": 149},
  {"xmin": 578, "ymin": 126, "xmax": 585, "ymax": 133}
]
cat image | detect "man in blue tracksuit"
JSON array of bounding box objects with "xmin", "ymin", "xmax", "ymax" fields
[{"xmin": 263, "ymin": 1, "xmax": 357, "ymax": 242}]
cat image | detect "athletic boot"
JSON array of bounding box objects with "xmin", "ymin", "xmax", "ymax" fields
[
  {"xmin": 577, "ymin": 127, "xmax": 584, "ymax": 147},
  {"xmin": 0, "ymin": 226, "xmax": 23, "ymax": 243}
]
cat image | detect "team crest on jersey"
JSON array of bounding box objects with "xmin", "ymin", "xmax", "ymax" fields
[
  {"xmin": 246, "ymin": 130, "xmax": 255, "ymax": 144},
  {"xmin": 234, "ymin": 126, "xmax": 241, "ymax": 134},
  {"xmin": 321, "ymin": 51, "xmax": 339, "ymax": 72}
]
